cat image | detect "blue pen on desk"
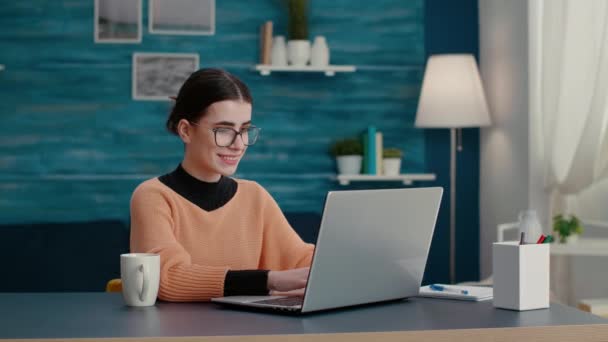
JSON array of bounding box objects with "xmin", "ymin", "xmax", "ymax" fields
[{"xmin": 430, "ymin": 284, "xmax": 469, "ymax": 295}]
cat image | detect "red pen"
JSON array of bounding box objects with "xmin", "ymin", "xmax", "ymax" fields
[{"xmin": 536, "ymin": 235, "xmax": 546, "ymax": 244}]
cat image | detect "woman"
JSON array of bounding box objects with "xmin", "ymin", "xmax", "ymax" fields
[{"xmin": 130, "ymin": 68, "xmax": 314, "ymax": 302}]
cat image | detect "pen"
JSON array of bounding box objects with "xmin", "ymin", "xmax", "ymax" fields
[
  {"xmin": 430, "ymin": 284, "xmax": 469, "ymax": 295},
  {"xmin": 536, "ymin": 234, "xmax": 546, "ymax": 244},
  {"xmin": 519, "ymin": 232, "xmax": 525, "ymax": 245}
]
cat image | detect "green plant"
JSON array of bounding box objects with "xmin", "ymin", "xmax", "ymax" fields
[
  {"xmin": 287, "ymin": 0, "xmax": 308, "ymax": 40},
  {"xmin": 330, "ymin": 138, "xmax": 363, "ymax": 157},
  {"xmin": 383, "ymin": 148, "xmax": 403, "ymax": 159},
  {"xmin": 552, "ymin": 214, "xmax": 584, "ymax": 243}
]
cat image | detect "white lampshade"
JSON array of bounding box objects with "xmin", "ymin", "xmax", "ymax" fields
[{"xmin": 415, "ymin": 54, "xmax": 491, "ymax": 128}]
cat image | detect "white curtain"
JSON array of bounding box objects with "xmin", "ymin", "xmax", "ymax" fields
[
  {"xmin": 534, "ymin": 0, "xmax": 608, "ymax": 219},
  {"xmin": 531, "ymin": 0, "xmax": 608, "ymax": 305}
]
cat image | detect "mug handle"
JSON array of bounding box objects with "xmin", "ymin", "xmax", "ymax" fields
[{"xmin": 138, "ymin": 264, "xmax": 149, "ymax": 302}]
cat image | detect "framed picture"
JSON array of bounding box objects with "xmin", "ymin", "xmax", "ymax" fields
[
  {"xmin": 94, "ymin": 0, "xmax": 142, "ymax": 43},
  {"xmin": 149, "ymin": 0, "xmax": 215, "ymax": 35},
  {"xmin": 132, "ymin": 53, "xmax": 199, "ymax": 101}
]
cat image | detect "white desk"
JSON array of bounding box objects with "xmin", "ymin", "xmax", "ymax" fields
[
  {"xmin": 550, "ymin": 238, "xmax": 608, "ymax": 256},
  {"xmin": 550, "ymin": 240, "xmax": 608, "ymax": 306}
]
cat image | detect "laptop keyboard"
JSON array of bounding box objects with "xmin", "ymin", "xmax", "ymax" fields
[{"xmin": 253, "ymin": 296, "xmax": 303, "ymax": 307}]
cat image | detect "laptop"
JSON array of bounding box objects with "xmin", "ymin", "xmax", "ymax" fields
[{"xmin": 211, "ymin": 187, "xmax": 443, "ymax": 314}]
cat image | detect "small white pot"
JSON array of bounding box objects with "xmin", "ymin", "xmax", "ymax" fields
[
  {"xmin": 565, "ymin": 234, "xmax": 579, "ymax": 244},
  {"xmin": 336, "ymin": 155, "xmax": 362, "ymax": 175},
  {"xmin": 382, "ymin": 158, "xmax": 401, "ymax": 176},
  {"xmin": 287, "ymin": 40, "xmax": 311, "ymax": 67}
]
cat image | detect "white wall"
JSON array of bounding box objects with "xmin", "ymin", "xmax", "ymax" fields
[{"xmin": 478, "ymin": 0, "xmax": 530, "ymax": 279}]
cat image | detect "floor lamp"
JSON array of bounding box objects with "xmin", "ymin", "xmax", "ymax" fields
[{"xmin": 415, "ymin": 54, "xmax": 491, "ymax": 284}]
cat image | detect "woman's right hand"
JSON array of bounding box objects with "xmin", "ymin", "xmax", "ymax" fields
[{"xmin": 267, "ymin": 267, "xmax": 310, "ymax": 293}]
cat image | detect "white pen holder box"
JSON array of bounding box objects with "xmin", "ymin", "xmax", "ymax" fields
[{"xmin": 492, "ymin": 241, "xmax": 550, "ymax": 311}]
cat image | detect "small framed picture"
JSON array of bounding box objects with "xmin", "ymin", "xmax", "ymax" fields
[
  {"xmin": 94, "ymin": 0, "xmax": 142, "ymax": 43},
  {"xmin": 149, "ymin": 0, "xmax": 215, "ymax": 35},
  {"xmin": 132, "ymin": 53, "xmax": 199, "ymax": 101}
]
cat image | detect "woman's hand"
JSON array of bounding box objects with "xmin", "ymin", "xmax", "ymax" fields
[
  {"xmin": 267, "ymin": 267, "xmax": 310, "ymax": 293},
  {"xmin": 269, "ymin": 288, "xmax": 305, "ymax": 297}
]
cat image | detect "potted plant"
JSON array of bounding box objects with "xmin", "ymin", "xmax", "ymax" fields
[
  {"xmin": 382, "ymin": 148, "xmax": 403, "ymax": 176},
  {"xmin": 287, "ymin": 0, "xmax": 310, "ymax": 66},
  {"xmin": 330, "ymin": 138, "xmax": 363, "ymax": 175},
  {"xmin": 552, "ymin": 214, "xmax": 584, "ymax": 243}
]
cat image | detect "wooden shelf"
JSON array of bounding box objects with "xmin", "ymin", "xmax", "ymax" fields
[
  {"xmin": 336, "ymin": 173, "xmax": 436, "ymax": 186},
  {"xmin": 254, "ymin": 64, "xmax": 356, "ymax": 77}
]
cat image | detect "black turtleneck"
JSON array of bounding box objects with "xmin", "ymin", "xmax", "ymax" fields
[
  {"xmin": 158, "ymin": 164, "xmax": 238, "ymax": 211},
  {"xmin": 158, "ymin": 164, "xmax": 269, "ymax": 296}
]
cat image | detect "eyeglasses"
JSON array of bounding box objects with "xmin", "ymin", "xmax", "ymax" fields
[{"xmin": 189, "ymin": 121, "xmax": 261, "ymax": 147}]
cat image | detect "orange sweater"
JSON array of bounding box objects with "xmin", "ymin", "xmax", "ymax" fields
[{"xmin": 130, "ymin": 178, "xmax": 315, "ymax": 302}]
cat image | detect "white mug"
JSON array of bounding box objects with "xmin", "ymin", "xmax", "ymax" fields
[{"xmin": 120, "ymin": 253, "xmax": 160, "ymax": 307}]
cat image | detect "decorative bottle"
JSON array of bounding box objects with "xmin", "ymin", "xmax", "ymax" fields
[
  {"xmin": 271, "ymin": 35, "xmax": 288, "ymax": 66},
  {"xmin": 310, "ymin": 35, "xmax": 330, "ymax": 67}
]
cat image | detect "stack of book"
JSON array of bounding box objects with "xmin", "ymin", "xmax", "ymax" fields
[
  {"xmin": 259, "ymin": 21, "xmax": 273, "ymax": 65},
  {"xmin": 361, "ymin": 125, "xmax": 384, "ymax": 175}
]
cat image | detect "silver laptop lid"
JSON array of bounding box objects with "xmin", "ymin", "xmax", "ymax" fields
[{"xmin": 301, "ymin": 187, "xmax": 443, "ymax": 313}]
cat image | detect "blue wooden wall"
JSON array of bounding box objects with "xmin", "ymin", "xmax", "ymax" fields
[
  {"xmin": 0, "ymin": 0, "xmax": 426, "ymax": 222},
  {"xmin": 0, "ymin": 0, "xmax": 481, "ymax": 283}
]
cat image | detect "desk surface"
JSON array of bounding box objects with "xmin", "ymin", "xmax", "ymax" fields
[{"xmin": 1, "ymin": 293, "xmax": 607, "ymax": 341}]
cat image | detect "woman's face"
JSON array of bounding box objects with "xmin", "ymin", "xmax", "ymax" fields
[{"xmin": 180, "ymin": 100, "xmax": 253, "ymax": 181}]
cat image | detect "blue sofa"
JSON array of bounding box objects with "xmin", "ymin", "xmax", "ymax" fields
[{"xmin": 0, "ymin": 212, "xmax": 321, "ymax": 292}]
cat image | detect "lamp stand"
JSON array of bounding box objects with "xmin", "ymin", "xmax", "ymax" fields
[{"xmin": 449, "ymin": 128, "xmax": 457, "ymax": 284}]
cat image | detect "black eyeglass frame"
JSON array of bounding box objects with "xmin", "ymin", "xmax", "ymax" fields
[{"xmin": 189, "ymin": 121, "xmax": 261, "ymax": 147}]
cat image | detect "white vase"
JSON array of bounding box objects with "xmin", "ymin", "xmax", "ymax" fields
[
  {"xmin": 271, "ymin": 36, "xmax": 287, "ymax": 66},
  {"xmin": 310, "ymin": 36, "xmax": 330, "ymax": 67},
  {"xmin": 518, "ymin": 210, "xmax": 543, "ymax": 244},
  {"xmin": 382, "ymin": 158, "xmax": 401, "ymax": 176},
  {"xmin": 287, "ymin": 40, "xmax": 311, "ymax": 67},
  {"xmin": 336, "ymin": 155, "xmax": 362, "ymax": 175}
]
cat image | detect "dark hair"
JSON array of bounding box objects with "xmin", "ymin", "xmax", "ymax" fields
[{"xmin": 166, "ymin": 68, "xmax": 253, "ymax": 135}]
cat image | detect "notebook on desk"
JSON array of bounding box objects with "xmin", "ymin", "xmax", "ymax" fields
[
  {"xmin": 212, "ymin": 187, "xmax": 443, "ymax": 314},
  {"xmin": 419, "ymin": 284, "xmax": 493, "ymax": 301}
]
